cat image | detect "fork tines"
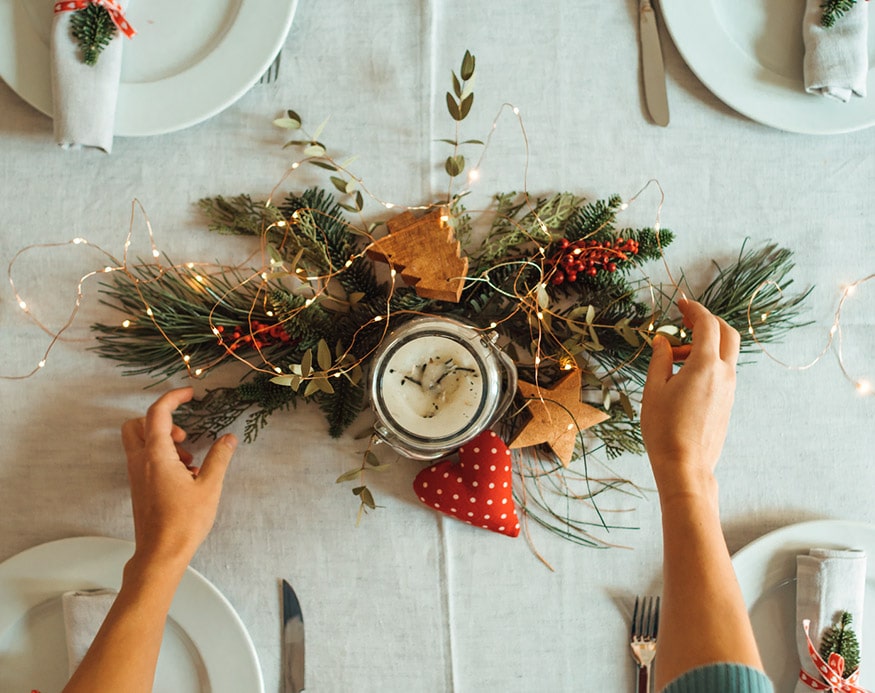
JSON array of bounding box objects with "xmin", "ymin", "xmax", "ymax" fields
[{"xmin": 631, "ymin": 595, "xmax": 660, "ymax": 641}]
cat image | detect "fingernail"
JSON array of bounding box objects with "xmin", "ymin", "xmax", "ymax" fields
[{"xmin": 222, "ymin": 434, "xmax": 239, "ymax": 450}]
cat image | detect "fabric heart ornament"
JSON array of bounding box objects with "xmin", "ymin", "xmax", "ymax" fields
[{"xmin": 413, "ymin": 429, "xmax": 520, "ymax": 537}]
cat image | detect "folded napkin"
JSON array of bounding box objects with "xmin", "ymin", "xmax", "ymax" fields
[
  {"xmin": 61, "ymin": 588, "xmax": 117, "ymax": 676},
  {"xmin": 50, "ymin": 1, "xmax": 135, "ymax": 152},
  {"xmin": 795, "ymin": 548, "xmax": 867, "ymax": 692},
  {"xmin": 803, "ymin": 0, "xmax": 869, "ymax": 102}
]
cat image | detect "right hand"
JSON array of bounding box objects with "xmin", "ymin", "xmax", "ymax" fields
[
  {"xmin": 121, "ymin": 387, "xmax": 237, "ymax": 567},
  {"xmin": 640, "ymin": 299, "xmax": 740, "ymax": 497}
]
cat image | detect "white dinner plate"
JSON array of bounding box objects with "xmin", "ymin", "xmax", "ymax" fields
[
  {"xmin": 0, "ymin": 0, "xmax": 298, "ymax": 136},
  {"xmin": 731, "ymin": 520, "xmax": 875, "ymax": 690},
  {"xmin": 0, "ymin": 536, "xmax": 263, "ymax": 693},
  {"xmin": 661, "ymin": 0, "xmax": 875, "ymax": 134}
]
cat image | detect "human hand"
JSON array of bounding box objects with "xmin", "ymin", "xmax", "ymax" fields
[
  {"xmin": 121, "ymin": 387, "xmax": 237, "ymax": 568},
  {"xmin": 640, "ymin": 299, "xmax": 740, "ymax": 498}
]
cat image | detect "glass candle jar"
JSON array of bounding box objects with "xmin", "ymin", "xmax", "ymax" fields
[{"xmin": 369, "ymin": 317, "xmax": 518, "ymax": 460}]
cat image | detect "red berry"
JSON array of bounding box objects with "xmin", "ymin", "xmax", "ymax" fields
[
  {"xmin": 566, "ymin": 271, "xmax": 577, "ymax": 282},
  {"xmin": 607, "ymin": 263, "xmax": 617, "ymax": 272},
  {"xmin": 551, "ymin": 273, "xmax": 565, "ymax": 285},
  {"xmin": 587, "ymin": 267, "xmax": 598, "ymax": 276}
]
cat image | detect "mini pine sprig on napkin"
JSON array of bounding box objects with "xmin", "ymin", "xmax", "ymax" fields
[
  {"xmin": 819, "ymin": 611, "xmax": 861, "ymax": 675},
  {"xmin": 70, "ymin": 4, "xmax": 117, "ymax": 66},
  {"xmin": 820, "ymin": 0, "xmax": 863, "ymax": 28}
]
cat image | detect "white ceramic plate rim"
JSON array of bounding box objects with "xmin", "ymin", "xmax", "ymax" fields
[
  {"xmin": 731, "ymin": 519, "xmax": 875, "ymax": 687},
  {"xmin": 661, "ymin": 0, "xmax": 875, "ymax": 135},
  {"xmin": 0, "ymin": 536, "xmax": 264, "ymax": 692},
  {"xmin": 0, "ymin": 0, "xmax": 297, "ymax": 137}
]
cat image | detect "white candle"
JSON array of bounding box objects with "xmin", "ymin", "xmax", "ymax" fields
[{"xmin": 381, "ymin": 335, "xmax": 485, "ymax": 439}]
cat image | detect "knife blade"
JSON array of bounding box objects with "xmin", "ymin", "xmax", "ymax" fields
[
  {"xmin": 281, "ymin": 579, "xmax": 305, "ymax": 693},
  {"xmin": 640, "ymin": 0, "xmax": 670, "ymax": 126}
]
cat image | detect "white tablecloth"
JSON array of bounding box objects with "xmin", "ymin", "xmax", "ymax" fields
[{"xmin": 0, "ymin": 2, "xmax": 873, "ymax": 691}]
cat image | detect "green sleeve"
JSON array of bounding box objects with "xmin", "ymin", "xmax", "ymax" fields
[{"xmin": 663, "ymin": 662, "xmax": 775, "ymax": 693}]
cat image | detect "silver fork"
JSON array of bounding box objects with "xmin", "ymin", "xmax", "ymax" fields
[
  {"xmin": 630, "ymin": 595, "xmax": 660, "ymax": 693},
  {"xmin": 258, "ymin": 52, "xmax": 282, "ymax": 84}
]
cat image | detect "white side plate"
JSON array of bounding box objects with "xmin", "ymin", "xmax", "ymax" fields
[
  {"xmin": 731, "ymin": 520, "xmax": 875, "ymax": 690},
  {"xmin": 0, "ymin": 0, "xmax": 298, "ymax": 136},
  {"xmin": 0, "ymin": 536, "xmax": 263, "ymax": 693}
]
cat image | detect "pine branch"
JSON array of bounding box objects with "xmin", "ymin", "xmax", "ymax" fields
[
  {"xmin": 316, "ymin": 375, "xmax": 366, "ymax": 438},
  {"xmin": 819, "ymin": 611, "xmax": 861, "ymax": 674},
  {"xmin": 70, "ymin": 5, "xmax": 116, "ymax": 66},
  {"xmin": 821, "ymin": 0, "xmax": 858, "ymax": 27},
  {"xmin": 695, "ymin": 242, "xmax": 812, "ymax": 350}
]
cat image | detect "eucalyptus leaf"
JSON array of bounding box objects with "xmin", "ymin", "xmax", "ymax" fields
[
  {"xmin": 459, "ymin": 93, "xmax": 474, "ymax": 119},
  {"xmin": 365, "ymin": 451, "xmax": 381, "ymax": 467},
  {"xmin": 273, "ymin": 117, "xmax": 301, "ymax": 129},
  {"xmin": 619, "ymin": 392, "xmax": 636, "ymax": 420},
  {"xmin": 354, "ymin": 190, "xmax": 363, "ymax": 211},
  {"xmin": 452, "ymin": 71, "xmax": 462, "ymax": 98},
  {"xmin": 312, "ymin": 115, "xmax": 330, "ymax": 141},
  {"xmin": 360, "ymin": 487, "xmax": 377, "ymax": 509},
  {"xmin": 345, "ymin": 179, "xmax": 358, "ymax": 194},
  {"xmin": 308, "ymin": 160, "xmax": 337, "ymax": 171},
  {"xmin": 330, "ymin": 176, "xmax": 347, "ymax": 193},
  {"xmin": 287, "ymin": 109, "xmax": 302, "ymax": 123},
  {"xmin": 282, "ymin": 139, "xmax": 309, "ymax": 149},
  {"xmin": 446, "ymin": 92, "xmax": 462, "ymax": 121},
  {"xmin": 317, "ymin": 338, "xmax": 332, "ymax": 370},
  {"xmin": 585, "ymin": 304, "xmax": 596, "ymax": 325},
  {"xmin": 336, "ymin": 468, "xmax": 361, "ymax": 484},
  {"xmin": 304, "ymin": 143, "xmax": 326, "ymax": 157},
  {"xmin": 301, "ymin": 349, "xmax": 313, "ymax": 377},
  {"xmin": 461, "ymin": 50, "xmax": 476, "ymax": 80}
]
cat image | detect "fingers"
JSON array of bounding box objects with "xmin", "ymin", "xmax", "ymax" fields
[
  {"xmin": 646, "ymin": 334, "xmax": 674, "ymax": 389},
  {"xmin": 121, "ymin": 417, "xmax": 146, "ymax": 452},
  {"xmin": 197, "ymin": 434, "xmax": 238, "ymax": 486},
  {"xmin": 678, "ymin": 298, "xmax": 720, "ymax": 359},
  {"xmin": 144, "ymin": 387, "xmax": 194, "ymax": 444},
  {"xmin": 718, "ymin": 316, "xmax": 741, "ymax": 367}
]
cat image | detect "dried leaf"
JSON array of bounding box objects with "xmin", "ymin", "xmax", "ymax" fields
[
  {"xmin": 585, "ymin": 304, "xmax": 596, "ymax": 325},
  {"xmin": 303, "ymin": 143, "xmax": 325, "ymax": 157},
  {"xmin": 287, "ymin": 109, "xmax": 302, "ymax": 123},
  {"xmin": 459, "ymin": 93, "xmax": 474, "ymax": 119},
  {"xmin": 452, "ymin": 71, "xmax": 462, "ymax": 98},
  {"xmin": 619, "ymin": 392, "xmax": 636, "ymax": 419},
  {"xmin": 446, "ymin": 92, "xmax": 461, "ymax": 121},
  {"xmin": 354, "ymin": 190, "xmax": 363, "ymax": 211},
  {"xmin": 336, "ymin": 468, "xmax": 361, "ymax": 483},
  {"xmin": 445, "ymin": 155, "xmax": 465, "ymax": 177},
  {"xmin": 312, "ymin": 115, "xmax": 330, "ymax": 141},
  {"xmin": 330, "ymin": 176, "xmax": 347, "ymax": 193},
  {"xmin": 461, "ymin": 50, "xmax": 476, "ymax": 80},
  {"xmin": 274, "ymin": 117, "xmax": 301, "ymax": 129},
  {"xmin": 536, "ymin": 283, "xmax": 550, "ymax": 310},
  {"xmin": 317, "ymin": 338, "xmax": 332, "ymax": 370},
  {"xmin": 308, "ymin": 160, "xmax": 337, "ymax": 171},
  {"xmin": 301, "ymin": 350, "xmax": 313, "ymax": 377},
  {"xmin": 360, "ymin": 487, "xmax": 377, "ymax": 509}
]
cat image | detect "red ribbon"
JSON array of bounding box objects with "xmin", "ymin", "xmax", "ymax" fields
[
  {"xmin": 799, "ymin": 619, "xmax": 870, "ymax": 692},
  {"xmin": 53, "ymin": 0, "xmax": 136, "ymax": 39}
]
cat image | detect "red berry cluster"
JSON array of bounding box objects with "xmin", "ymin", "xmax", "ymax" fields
[
  {"xmin": 548, "ymin": 237, "xmax": 640, "ymax": 285},
  {"xmin": 216, "ymin": 320, "xmax": 292, "ymax": 352}
]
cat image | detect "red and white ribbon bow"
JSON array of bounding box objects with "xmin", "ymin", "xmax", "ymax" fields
[
  {"xmin": 53, "ymin": 0, "xmax": 136, "ymax": 38},
  {"xmin": 799, "ymin": 619, "xmax": 870, "ymax": 692}
]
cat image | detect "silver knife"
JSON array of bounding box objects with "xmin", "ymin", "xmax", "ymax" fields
[
  {"xmin": 640, "ymin": 0, "xmax": 670, "ymax": 126},
  {"xmin": 282, "ymin": 579, "xmax": 305, "ymax": 693}
]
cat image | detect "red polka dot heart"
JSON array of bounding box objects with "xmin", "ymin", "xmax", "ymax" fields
[{"xmin": 413, "ymin": 429, "xmax": 520, "ymax": 538}]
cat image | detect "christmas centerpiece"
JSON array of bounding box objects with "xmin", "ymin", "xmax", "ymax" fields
[{"xmin": 88, "ymin": 52, "xmax": 810, "ymax": 550}]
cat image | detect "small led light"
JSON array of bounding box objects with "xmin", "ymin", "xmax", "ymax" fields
[
  {"xmin": 38, "ymin": 360, "xmax": 46, "ymax": 369},
  {"xmin": 534, "ymin": 356, "xmax": 541, "ymax": 365},
  {"xmin": 566, "ymin": 423, "xmax": 574, "ymax": 431},
  {"xmin": 679, "ymin": 329, "xmax": 687, "ymax": 339},
  {"xmin": 761, "ymin": 312, "xmax": 768, "ymax": 322},
  {"xmin": 291, "ymin": 162, "xmax": 300, "ymax": 169},
  {"xmin": 654, "ymin": 222, "xmax": 661, "ymax": 232},
  {"xmin": 194, "ymin": 368, "xmax": 203, "ymax": 376},
  {"xmin": 512, "ymin": 106, "xmax": 520, "ymax": 115},
  {"xmin": 183, "ymin": 355, "xmax": 191, "ymax": 363},
  {"xmin": 748, "ymin": 326, "xmax": 755, "ymax": 335},
  {"xmin": 18, "ymin": 300, "xmax": 27, "ymax": 311},
  {"xmin": 276, "ymin": 220, "xmax": 287, "ymax": 228},
  {"xmin": 384, "ymin": 202, "xmax": 395, "ymax": 209},
  {"xmin": 619, "ymin": 202, "xmax": 629, "ymax": 211},
  {"xmin": 845, "ymin": 284, "xmax": 857, "ymax": 297},
  {"xmin": 489, "ymin": 322, "xmax": 497, "ymax": 329},
  {"xmin": 648, "ymin": 323, "xmax": 654, "ymax": 331},
  {"xmin": 373, "ymin": 315, "xmax": 383, "ymax": 322},
  {"xmin": 468, "ymin": 168, "xmax": 480, "ymax": 182},
  {"xmin": 122, "ymin": 320, "xmax": 131, "ymax": 328},
  {"xmin": 390, "ymin": 269, "xmax": 397, "ymax": 278},
  {"xmin": 152, "ymin": 249, "xmax": 160, "ymax": 258},
  {"xmin": 563, "ymin": 363, "xmax": 573, "ymax": 370},
  {"xmin": 261, "ymin": 273, "xmax": 268, "ymax": 280},
  {"xmin": 266, "ymin": 310, "xmax": 274, "ymax": 317},
  {"xmin": 103, "ymin": 266, "xmax": 113, "ymax": 273},
  {"xmin": 344, "ymin": 259, "xmax": 353, "ymax": 268},
  {"xmin": 146, "ymin": 308, "xmax": 154, "ymax": 317},
  {"xmin": 304, "ymin": 298, "xmax": 313, "ymax": 307},
  {"xmin": 537, "ymin": 311, "xmax": 544, "ymax": 320},
  {"xmin": 830, "ymin": 325, "xmax": 838, "ymax": 335},
  {"xmin": 195, "ymin": 275, "xmax": 205, "ymax": 283},
  {"xmin": 439, "ymin": 215, "xmax": 449, "ymax": 223},
  {"xmin": 72, "ymin": 237, "xmax": 86, "ymax": 245},
  {"xmin": 274, "ymin": 367, "xmax": 283, "ymax": 374},
  {"xmin": 856, "ymin": 380, "xmax": 872, "ymax": 395},
  {"xmin": 211, "ymin": 327, "xmax": 220, "ymax": 336},
  {"xmin": 186, "ymin": 262, "xmax": 195, "ymax": 269}
]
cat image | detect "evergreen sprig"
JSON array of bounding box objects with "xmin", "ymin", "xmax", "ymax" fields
[
  {"xmin": 821, "ymin": 0, "xmax": 858, "ymax": 27},
  {"xmin": 70, "ymin": 5, "xmax": 117, "ymax": 66},
  {"xmin": 819, "ymin": 611, "xmax": 861, "ymax": 674}
]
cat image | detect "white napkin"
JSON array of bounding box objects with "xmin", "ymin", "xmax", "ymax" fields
[
  {"xmin": 803, "ymin": 0, "xmax": 869, "ymax": 102},
  {"xmin": 50, "ymin": 2, "xmax": 133, "ymax": 152},
  {"xmin": 61, "ymin": 588, "xmax": 117, "ymax": 676},
  {"xmin": 794, "ymin": 548, "xmax": 867, "ymax": 692}
]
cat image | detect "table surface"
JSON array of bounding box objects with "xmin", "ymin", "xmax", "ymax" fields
[{"xmin": 1, "ymin": 1, "xmax": 873, "ymax": 691}]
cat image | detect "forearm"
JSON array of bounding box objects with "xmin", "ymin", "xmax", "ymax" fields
[
  {"xmin": 654, "ymin": 474, "xmax": 763, "ymax": 690},
  {"xmin": 62, "ymin": 552, "xmax": 189, "ymax": 693}
]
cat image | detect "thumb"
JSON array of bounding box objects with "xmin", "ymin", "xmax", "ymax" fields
[
  {"xmin": 198, "ymin": 434, "xmax": 237, "ymax": 486},
  {"xmin": 646, "ymin": 335, "xmax": 674, "ymax": 387}
]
